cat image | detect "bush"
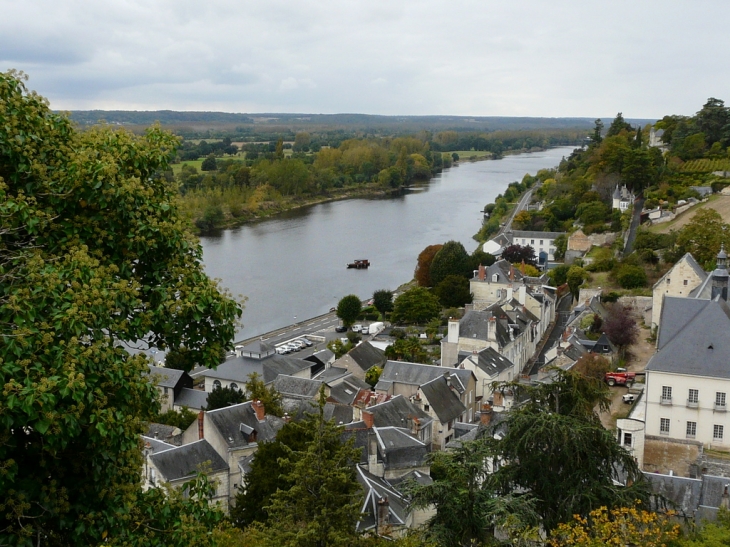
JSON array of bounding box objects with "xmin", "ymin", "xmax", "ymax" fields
[
  {"xmin": 601, "ymin": 291, "xmax": 621, "ymax": 303},
  {"xmin": 585, "ymin": 258, "xmax": 616, "ymax": 272},
  {"xmin": 616, "ymin": 265, "xmax": 648, "ymax": 289}
]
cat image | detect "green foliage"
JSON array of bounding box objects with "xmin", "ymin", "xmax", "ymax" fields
[
  {"xmin": 434, "ymin": 275, "xmax": 473, "ymax": 308},
  {"xmin": 406, "ymin": 438, "xmax": 539, "ymax": 547},
  {"xmin": 0, "ymin": 70, "xmax": 241, "ymax": 545},
  {"xmin": 567, "ymin": 266, "xmax": 587, "ymax": 300},
  {"xmin": 384, "ymin": 337, "xmax": 432, "ymax": 364},
  {"xmin": 327, "ymin": 338, "xmax": 352, "ymax": 359},
  {"xmin": 548, "ymin": 264, "xmax": 571, "ymax": 286},
  {"xmin": 616, "ymin": 265, "xmax": 648, "ymax": 289},
  {"xmin": 337, "ymin": 294, "xmax": 362, "ymax": 327},
  {"xmin": 111, "ymin": 473, "xmax": 226, "ymax": 547},
  {"xmin": 391, "ymin": 287, "xmax": 442, "ymax": 324},
  {"xmin": 681, "ymin": 507, "xmax": 730, "ymax": 546},
  {"xmin": 470, "ymin": 249, "xmax": 496, "ymax": 270},
  {"xmin": 205, "ymin": 385, "xmax": 246, "ymax": 411},
  {"xmin": 245, "ymin": 372, "xmax": 284, "ymax": 417},
  {"xmin": 365, "ymin": 366, "xmax": 383, "ymax": 387},
  {"xmin": 155, "ymin": 407, "xmax": 198, "ymax": 430},
  {"xmin": 231, "ymin": 420, "xmax": 313, "ymax": 528},
  {"xmin": 165, "ymin": 347, "xmax": 198, "ymax": 372},
  {"xmin": 492, "ymin": 370, "xmax": 650, "ymax": 532},
  {"xmin": 201, "ymin": 154, "xmax": 218, "ymax": 171},
  {"xmin": 676, "ymin": 208, "xmax": 730, "ymax": 268},
  {"xmin": 429, "ymin": 240, "xmax": 472, "ymax": 286},
  {"xmin": 263, "ymin": 389, "xmax": 363, "ymax": 547},
  {"xmin": 372, "ymin": 289, "xmax": 394, "ymax": 316},
  {"xmin": 553, "ymin": 234, "xmax": 568, "ymax": 260}
]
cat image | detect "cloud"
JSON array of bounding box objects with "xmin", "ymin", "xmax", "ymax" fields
[{"xmin": 1, "ymin": 0, "xmax": 729, "ymax": 117}]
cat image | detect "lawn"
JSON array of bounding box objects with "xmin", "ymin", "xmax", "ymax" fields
[
  {"xmin": 648, "ymin": 194, "xmax": 730, "ymax": 233},
  {"xmin": 451, "ymin": 150, "xmax": 492, "ymax": 161}
]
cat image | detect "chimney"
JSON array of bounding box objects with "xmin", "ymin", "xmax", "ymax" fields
[
  {"xmin": 493, "ymin": 391, "xmax": 504, "ymax": 407},
  {"xmin": 480, "ymin": 403, "xmax": 493, "ymax": 426},
  {"xmin": 377, "ymin": 497, "xmax": 390, "ymax": 530},
  {"xmin": 478, "ymin": 264, "xmax": 486, "ymax": 281},
  {"xmin": 411, "ymin": 417, "xmax": 420, "ymax": 436},
  {"xmin": 369, "ymin": 393, "xmax": 377, "ymax": 407},
  {"xmin": 252, "ymin": 399, "xmax": 265, "ymax": 422},
  {"xmin": 363, "ymin": 410, "xmax": 374, "ymax": 429},
  {"xmin": 723, "ymin": 485, "xmax": 730, "ymax": 510},
  {"xmin": 368, "ymin": 431, "xmax": 380, "ymax": 474},
  {"xmin": 197, "ymin": 410, "xmax": 204, "ymax": 440},
  {"xmin": 447, "ymin": 317, "xmax": 460, "ymax": 344},
  {"xmin": 487, "ymin": 316, "xmax": 497, "ymax": 343}
]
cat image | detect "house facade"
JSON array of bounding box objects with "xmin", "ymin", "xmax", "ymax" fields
[{"xmin": 651, "ymin": 253, "xmax": 707, "ymax": 330}]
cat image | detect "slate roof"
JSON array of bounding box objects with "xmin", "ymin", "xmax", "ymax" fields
[
  {"xmin": 174, "ymin": 387, "xmax": 209, "ymax": 410},
  {"xmin": 347, "ymin": 395, "xmax": 433, "ymax": 431},
  {"xmin": 206, "ymin": 401, "xmax": 285, "ymax": 448},
  {"xmin": 305, "ymin": 348, "xmax": 335, "ymax": 367},
  {"xmin": 510, "ymin": 229, "xmax": 565, "ymax": 240},
  {"xmin": 420, "ymin": 376, "xmax": 466, "ymax": 423},
  {"xmin": 376, "ymin": 360, "xmax": 474, "ymax": 392},
  {"xmin": 141, "ymin": 435, "xmax": 176, "ymax": 455},
  {"xmin": 459, "ymin": 348, "xmax": 514, "ymax": 377},
  {"xmin": 240, "ymin": 339, "xmax": 275, "ymax": 354},
  {"xmin": 348, "ymin": 341, "xmax": 387, "ymax": 372},
  {"xmin": 483, "ymin": 259, "xmax": 526, "ymax": 283},
  {"xmin": 313, "ymin": 366, "xmax": 350, "ymax": 383},
  {"xmin": 273, "ymin": 375, "xmax": 324, "ymax": 399},
  {"xmin": 284, "ymin": 399, "xmax": 354, "ymax": 425},
  {"xmin": 145, "ymin": 423, "xmax": 183, "ymax": 446},
  {"xmin": 647, "ymin": 298, "xmax": 730, "ymax": 379},
  {"xmin": 356, "ymin": 466, "xmax": 411, "ymax": 533},
  {"xmin": 656, "ymin": 297, "xmax": 712, "ymax": 350},
  {"xmin": 147, "ymin": 365, "xmax": 187, "ymax": 388},
  {"xmin": 151, "ymin": 439, "xmax": 228, "ymax": 482},
  {"xmin": 347, "ymin": 427, "xmax": 430, "ymax": 473},
  {"xmin": 204, "ymin": 354, "xmax": 313, "ymax": 384},
  {"xmin": 458, "ymin": 305, "xmax": 530, "ymax": 348},
  {"xmin": 329, "ymin": 377, "xmax": 372, "ymax": 406}
]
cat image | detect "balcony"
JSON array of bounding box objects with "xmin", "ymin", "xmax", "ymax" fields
[
  {"xmin": 715, "ymin": 403, "xmax": 727, "ymax": 412},
  {"xmin": 687, "ymin": 399, "xmax": 699, "ymax": 408},
  {"xmin": 660, "ymin": 396, "xmax": 673, "ymax": 406}
]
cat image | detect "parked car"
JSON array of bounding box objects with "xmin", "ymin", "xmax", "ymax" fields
[
  {"xmin": 276, "ymin": 346, "xmax": 289, "ymax": 355},
  {"xmin": 622, "ymin": 393, "xmax": 637, "ymax": 404},
  {"xmin": 352, "ymin": 324, "xmax": 362, "ymax": 333},
  {"xmin": 360, "ymin": 325, "xmax": 369, "ymax": 335},
  {"xmin": 335, "ymin": 325, "xmax": 347, "ymax": 333},
  {"xmin": 302, "ymin": 338, "xmax": 313, "ymax": 347}
]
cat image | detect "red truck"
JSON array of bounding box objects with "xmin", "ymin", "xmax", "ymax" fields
[{"xmin": 604, "ymin": 369, "xmax": 636, "ymax": 387}]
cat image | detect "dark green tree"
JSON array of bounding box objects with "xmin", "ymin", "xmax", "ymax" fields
[
  {"xmin": 336, "ymin": 294, "xmax": 362, "ymax": 327},
  {"xmin": 231, "ymin": 421, "xmax": 312, "ymax": 527},
  {"xmin": 429, "ymin": 240, "xmax": 472, "ymax": 286},
  {"xmin": 265, "ymin": 389, "xmax": 363, "ymax": 547},
  {"xmin": 616, "ymin": 264, "xmax": 648, "ymax": 289},
  {"xmin": 407, "ymin": 438, "xmax": 539, "ymax": 547},
  {"xmin": 372, "ymin": 289, "xmax": 394, "ymax": 316},
  {"xmin": 165, "ymin": 347, "xmax": 197, "ymax": 372},
  {"xmin": 606, "ymin": 112, "xmax": 633, "ymax": 137},
  {"xmin": 155, "ymin": 406, "xmax": 198, "ymax": 430},
  {"xmin": 384, "ymin": 337, "xmax": 431, "ymax": 364},
  {"xmin": 591, "ymin": 119, "xmax": 604, "ymax": 145},
  {"xmin": 547, "ymin": 263, "xmax": 571, "ymax": 287},
  {"xmin": 205, "ymin": 385, "xmax": 246, "ymax": 411},
  {"xmin": 492, "ymin": 369, "xmax": 649, "ymax": 532},
  {"xmin": 391, "ymin": 287, "xmax": 441, "ymax": 324},
  {"xmin": 566, "ymin": 266, "xmax": 587, "ymax": 301},
  {"xmin": 695, "ymin": 97, "xmax": 730, "ymax": 146},
  {"xmin": 470, "ymin": 249, "xmax": 496, "ymax": 271},
  {"xmin": 245, "ymin": 372, "xmax": 284, "ymax": 417},
  {"xmin": 434, "ymin": 275, "xmax": 473, "ymax": 308},
  {"xmin": 0, "ymin": 71, "xmax": 241, "ymax": 546},
  {"xmin": 201, "ymin": 154, "xmax": 218, "ymax": 171}
]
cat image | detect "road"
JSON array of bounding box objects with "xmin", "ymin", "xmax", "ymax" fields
[
  {"xmin": 501, "ymin": 187, "xmax": 535, "ymax": 233},
  {"xmin": 623, "ymin": 197, "xmax": 645, "ymax": 255},
  {"xmin": 527, "ymin": 294, "xmax": 574, "ymax": 376}
]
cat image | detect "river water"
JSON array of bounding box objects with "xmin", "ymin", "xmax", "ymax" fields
[{"xmin": 200, "ymin": 146, "xmax": 574, "ymax": 340}]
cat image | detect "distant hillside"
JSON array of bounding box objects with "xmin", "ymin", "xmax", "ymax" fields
[{"xmin": 64, "ymin": 110, "xmax": 656, "ymax": 133}]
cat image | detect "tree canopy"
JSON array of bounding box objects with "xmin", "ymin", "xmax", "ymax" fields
[
  {"xmin": 414, "ymin": 244, "xmax": 443, "ymax": 287},
  {"xmin": 391, "ymin": 287, "xmax": 442, "ymax": 324},
  {"xmin": 336, "ymin": 294, "xmax": 362, "ymax": 327},
  {"xmin": 372, "ymin": 289, "xmax": 394, "ymax": 316},
  {"xmin": 0, "ymin": 70, "xmax": 242, "ymax": 545},
  {"xmin": 429, "ymin": 240, "xmax": 472, "ymax": 286}
]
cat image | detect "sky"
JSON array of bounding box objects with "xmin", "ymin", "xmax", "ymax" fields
[{"xmin": 1, "ymin": 0, "xmax": 729, "ymax": 119}]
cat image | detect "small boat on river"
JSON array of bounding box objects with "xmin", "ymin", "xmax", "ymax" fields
[{"xmin": 347, "ymin": 259, "xmax": 370, "ymax": 269}]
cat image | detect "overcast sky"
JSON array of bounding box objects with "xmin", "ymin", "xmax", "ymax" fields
[{"xmin": 2, "ymin": 0, "xmax": 728, "ymax": 118}]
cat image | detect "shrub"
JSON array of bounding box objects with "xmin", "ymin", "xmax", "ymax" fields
[{"xmin": 616, "ymin": 265, "xmax": 648, "ymax": 289}]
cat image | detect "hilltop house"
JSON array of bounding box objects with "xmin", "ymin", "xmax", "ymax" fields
[{"xmin": 612, "ymin": 185, "xmax": 636, "ymax": 211}]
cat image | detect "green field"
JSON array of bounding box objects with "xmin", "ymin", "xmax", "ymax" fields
[
  {"xmin": 452, "ymin": 150, "xmax": 492, "ymax": 160},
  {"xmin": 172, "ymin": 159, "xmax": 204, "ymax": 175}
]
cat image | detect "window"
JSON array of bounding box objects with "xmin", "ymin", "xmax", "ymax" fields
[
  {"xmin": 540, "ymin": 240, "xmax": 544, "ymax": 245},
  {"xmin": 716, "ymin": 392, "xmax": 727, "ymax": 411},
  {"xmin": 687, "ymin": 421, "xmax": 697, "ymax": 438},
  {"xmin": 623, "ymin": 432, "xmax": 633, "ymax": 446},
  {"xmin": 661, "ymin": 386, "xmax": 672, "ymax": 404},
  {"xmin": 666, "ymin": 278, "xmax": 670, "ymax": 284},
  {"xmin": 213, "ymin": 380, "xmax": 221, "ymax": 389},
  {"xmin": 688, "ymin": 389, "xmax": 699, "ymax": 407},
  {"xmin": 424, "ymin": 404, "xmax": 430, "ymax": 412},
  {"xmin": 714, "ymin": 424, "xmax": 724, "ymax": 440},
  {"xmin": 531, "ymin": 239, "xmax": 535, "ymax": 244},
  {"xmin": 683, "ymin": 279, "xmax": 688, "ymax": 286},
  {"xmin": 660, "ymin": 418, "xmax": 670, "ymax": 434},
  {"xmin": 230, "ymin": 382, "xmax": 239, "ymax": 391},
  {"xmin": 492, "ymin": 274, "xmax": 500, "ymax": 282}
]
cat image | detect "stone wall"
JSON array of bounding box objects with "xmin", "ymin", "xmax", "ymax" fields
[
  {"xmin": 618, "ymin": 296, "xmax": 652, "ymax": 327},
  {"xmin": 643, "ymin": 436, "xmax": 702, "ymax": 477}
]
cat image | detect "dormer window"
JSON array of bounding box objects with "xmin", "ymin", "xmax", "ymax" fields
[{"xmin": 493, "ymin": 274, "xmax": 500, "ymax": 282}]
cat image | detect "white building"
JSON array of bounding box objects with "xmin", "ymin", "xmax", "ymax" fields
[{"xmin": 612, "ymin": 185, "xmax": 636, "ymax": 212}]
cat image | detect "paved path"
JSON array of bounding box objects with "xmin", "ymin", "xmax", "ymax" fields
[
  {"xmin": 527, "ymin": 294, "xmax": 573, "ymax": 376},
  {"xmin": 623, "ymin": 197, "xmax": 645, "ymax": 255},
  {"xmin": 501, "ymin": 187, "xmax": 535, "ymax": 234}
]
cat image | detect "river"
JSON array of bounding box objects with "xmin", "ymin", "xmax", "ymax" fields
[{"xmin": 200, "ymin": 146, "xmax": 574, "ymax": 340}]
